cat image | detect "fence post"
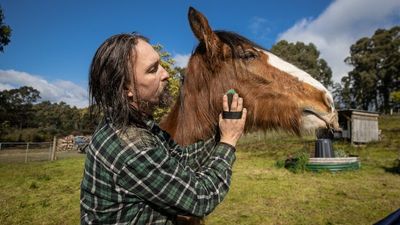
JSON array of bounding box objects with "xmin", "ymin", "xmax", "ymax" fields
[
  {"xmin": 50, "ymin": 136, "xmax": 57, "ymax": 161},
  {"xmin": 0, "ymin": 143, "xmax": 2, "ymax": 151},
  {"xmin": 48, "ymin": 144, "xmax": 52, "ymax": 160},
  {"xmin": 25, "ymin": 142, "xmax": 30, "ymax": 163}
]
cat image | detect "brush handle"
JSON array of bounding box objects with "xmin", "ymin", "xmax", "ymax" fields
[
  {"xmin": 223, "ymin": 89, "xmax": 242, "ymax": 119},
  {"xmin": 227, "ymin": 93, "xmax": 233, "ymax": 111},
  {"xmin": 226, "ymin": 89, "xmax": 236, "ymax": 111}
]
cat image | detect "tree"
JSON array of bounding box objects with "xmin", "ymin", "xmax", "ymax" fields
[
  {"xmin": 391, "ymin": 91, "xmax": 400, "ymax": 112},
  {"xmin": 152, "ymin": 44, "xmax": 181, "ymax": 121},
  {"xmin": 332, "ymin": 77, "xmax": 355, "ymax": 109},
  {"xmin": 343, "ymin": 26, "xmax": 400, "ymax": 112},
  {"xmin": 175, "ymin": 66, "xmax": 186, "ymax": 79},
  {"xmin": 270, "ymin": 40, "xmax": 333, "ymax": 88},
  {"xmin": 0, "ymin": 86, "xmax": 40, "ymax": 129},
  {"xmin": 33, "ymin": 101, "xmax": 83, "ymax": 135},
  {"xmin": 0, "ymin": 86, "xmax": 95, "ymax": 141},
  {"xmin": 0, "ymin": 6, "xmax": 12, "ymax": 52}
]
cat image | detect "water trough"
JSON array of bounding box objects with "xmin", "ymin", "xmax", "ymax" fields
[{"xmin": 306, "ymin": 138, "xmax": 361, "ymax": 172}]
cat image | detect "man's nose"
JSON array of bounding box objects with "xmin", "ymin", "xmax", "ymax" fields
[{"xmin": 161, "ymin": 66, "xmax": 170, "ymax": 80}]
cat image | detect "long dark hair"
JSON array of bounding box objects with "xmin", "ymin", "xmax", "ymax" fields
[{"xmin": 89, "ymin": 33, "xmax": 149, "ymax": 128}]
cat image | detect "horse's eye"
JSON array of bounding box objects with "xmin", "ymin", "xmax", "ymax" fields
[{"xmin": 242, "ymin": 50, "xmax": 257, "ymax": 61}]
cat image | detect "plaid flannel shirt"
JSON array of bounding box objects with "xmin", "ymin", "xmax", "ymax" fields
[{"xmin": 80, "ymin": 118, "xmax": 236, "ymax": 224}]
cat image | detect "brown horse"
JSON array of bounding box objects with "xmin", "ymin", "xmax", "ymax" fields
[{"xmin": 160, "ymin": 7, "xmax": 339, "ymax": 146}]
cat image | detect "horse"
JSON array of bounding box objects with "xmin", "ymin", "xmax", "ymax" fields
[{"xmin": 160, "ymin": 7, "xmax": 340, "ymax": 146}]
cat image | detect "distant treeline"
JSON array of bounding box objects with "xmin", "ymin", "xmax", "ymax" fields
[{"xmin": 0, "ymin": 86, "xmax": 95, "ymax": 142}]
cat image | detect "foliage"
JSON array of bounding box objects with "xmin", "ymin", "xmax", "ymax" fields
[
  {"xmin": 270, "ymin": 40, "xmax": 333, "ymax": 88},
  {"xmin": 0, "ymin": 6, "xmax": 12, "ymax": 52},
  {"xmin": 332, "ymin": 76, "xmax": 354, "ymax": 109},
  {"xmin": 32, "ymin": 101, "xmax": 94, "ymax": 138},
  {"xmin": 0, "ymin": 87, "xmax": 93, "ymax": 141},
  {"xmin": 152, "ymin": 44, "xmax": 182, "ymax": 121},
  {"xmin": 340, "ymin": 26, "xmax": 400, "ymax": 112},
  {"xmin": 0, "ymin": 86, "xmax": 40, "ymax": 130},
  {"xmin": 334, "ymin": 149, "xmax": 348, "ymax": 157},
  {"xmin": 391, "ymin": 91, "xmax": 400, "ymax": 111},
  {"xmin": 282, "ymin": 151, "xmax": 309, "ymax": 173}
]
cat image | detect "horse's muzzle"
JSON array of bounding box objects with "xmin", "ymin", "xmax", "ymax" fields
[{"xmin": 303, "ymin": 108, "xmax": 341, "ymax": 132}]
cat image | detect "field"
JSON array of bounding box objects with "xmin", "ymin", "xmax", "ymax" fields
[{"xmin": 0, "ymin": 115, "xmax": 399, "ymax": 225}]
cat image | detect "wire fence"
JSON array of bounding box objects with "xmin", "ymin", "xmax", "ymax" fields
[{"xmin": 0, "ymin": 137, "xmax": 85, "ymax": 163}]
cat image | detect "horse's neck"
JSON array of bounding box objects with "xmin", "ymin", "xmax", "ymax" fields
[{"xmin": 160, "ymin": 95, "xmax": 219, "ymax": 146}]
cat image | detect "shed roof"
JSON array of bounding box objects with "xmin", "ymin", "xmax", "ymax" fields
[{"xmin": 338, "ymin": 109, "xmax": 380, "ymax": 116}]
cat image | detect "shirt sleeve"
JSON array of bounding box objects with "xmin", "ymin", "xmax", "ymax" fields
[{"xmin": 116, "ymin": 130, "xmax": 236, "ymax": 217}]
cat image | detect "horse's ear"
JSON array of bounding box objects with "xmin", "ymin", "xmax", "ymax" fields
[{"xmin": 188, "ymin": 7, "xmax": 221, "ymax": 55}]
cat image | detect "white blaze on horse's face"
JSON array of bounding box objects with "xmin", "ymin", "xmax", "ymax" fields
[{"xmin": 260, "ymin": 50, "xmax": 338, "ymax": 132}]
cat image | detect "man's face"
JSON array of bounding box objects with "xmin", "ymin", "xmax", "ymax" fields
[{"xmin": 128, "ymin": 39, "xmax": 170, "ymax": 110}]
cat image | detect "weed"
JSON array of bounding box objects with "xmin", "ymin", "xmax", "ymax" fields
[
  {"xmin": 283, "ymin": 152, "xmax": 309, "ymax": 173},
  {"xmin": 334, "ymin": 149, "xmax": 348, "ymax": 157}
]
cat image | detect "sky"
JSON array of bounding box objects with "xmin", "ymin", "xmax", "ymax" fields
[{"xmin": 0, "ymin": 0, "xmax": 399, "ymax": 108}]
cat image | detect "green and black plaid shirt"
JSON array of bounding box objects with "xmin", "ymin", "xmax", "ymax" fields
[{"xmin": 80, "ymin": 118, "xmax": 236, "ymax": 224}]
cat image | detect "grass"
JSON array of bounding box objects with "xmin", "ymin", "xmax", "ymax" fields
[
  {"xmin": 206, "ymin": 114, "xmax": 400, "ymax": 225},
  {"xmin": 0, "ymin": 115, "xmax": 399, "ymax": 224},
  {"xmin": 0, "ymin": 158, "xmax": 84, "ymax": 225}
]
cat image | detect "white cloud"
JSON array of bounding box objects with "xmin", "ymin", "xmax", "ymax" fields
[
  {"xmin": 249, "ymin": 16, "xmax": 271, "ymax": 39},
  {"xmin": 173, "ymin": 54, "xmax": 190, "ymax": 68},
  {"xmin": 278, "ymin": 0, "xmax": 400, "ymax": 82},
  {"xmin": 0, "ymin": 69, "xmax": 88, "ymax": 108}
]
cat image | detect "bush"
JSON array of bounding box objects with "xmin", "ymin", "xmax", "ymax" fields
[{"xmin": 277, "ymin": 152, "xmax": 310, "ymax": 173}]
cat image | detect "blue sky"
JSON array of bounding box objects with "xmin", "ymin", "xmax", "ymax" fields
[{"xmin": 1, "ymin": 0, "xmax": 399, "ymax": 108}]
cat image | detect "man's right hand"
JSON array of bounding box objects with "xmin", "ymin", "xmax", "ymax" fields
[{"xmin": 219, "ymin": 93, "xmax": 247, "ymax": 147}]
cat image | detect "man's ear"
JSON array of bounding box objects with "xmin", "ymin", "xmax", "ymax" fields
[
  {"xmin": 188, "ymin": 7, "xmax": 222, "ymax": 59},
  {"xmin": 127, "ymin": 90, "xmax": 134, "ymax": 97}
]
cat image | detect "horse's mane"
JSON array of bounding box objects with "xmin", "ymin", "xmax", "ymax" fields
[
  {"xmin": 215, "ymin": 30, "xmax": 266, "ymax": 53},
  {"xmin": 194, "ymin": 30, "xmax": 266, "ymax": 59}
]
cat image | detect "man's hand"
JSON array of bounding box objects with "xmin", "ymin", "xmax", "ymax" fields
[{"xmin": 219, "ymin": 93, "xmax": 247, "ymax": 147}]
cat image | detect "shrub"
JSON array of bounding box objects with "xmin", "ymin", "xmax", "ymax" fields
[{"xmin": 278, "ymin": 152, "xmax": 310, "ymax": 173}]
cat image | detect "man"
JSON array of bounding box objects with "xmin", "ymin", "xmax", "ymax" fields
[{"xmin": 80, "ymin": 33, "xmax": 247, "ymax": 224}]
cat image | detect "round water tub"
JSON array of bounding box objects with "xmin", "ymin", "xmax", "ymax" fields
[{"xmin": 306, "ymin": 157, "xmax": 360, "ymax": 172}]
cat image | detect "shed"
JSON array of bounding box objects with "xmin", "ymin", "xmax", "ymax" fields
[{"xmin": 337, "ymin": 109, "xmax": 380, "ymax": 144}]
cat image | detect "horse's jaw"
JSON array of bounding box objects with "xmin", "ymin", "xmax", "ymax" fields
[
  {"xmin": 301, "ymin": 114, "xmax": 329, "ymax": 133},
  {"xmin": 300, "ymin": 111, "xmax": 340, "ymax": 133}
]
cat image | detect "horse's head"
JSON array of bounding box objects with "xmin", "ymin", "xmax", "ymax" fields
[
  {"xmin": 186, "ymin": 7, "xmax": 339, "ymax": 134},
  {"xmin": 160, "ymin": 7, "xmax": 340, "ymax": 146}
]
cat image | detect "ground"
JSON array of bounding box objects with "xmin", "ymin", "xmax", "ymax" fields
[{"xmin": 0, "ymin": 115, "xmax": 399, "ymax": 225}]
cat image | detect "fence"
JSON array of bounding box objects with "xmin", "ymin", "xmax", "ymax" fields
[{"xmin": 0, "ymin": 137, "xmax": 83, "ymax": 163}]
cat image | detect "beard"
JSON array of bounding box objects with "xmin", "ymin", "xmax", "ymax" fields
[{"xmin": 137, "ymin": 81, "xmax": 174, "ymax": 117}]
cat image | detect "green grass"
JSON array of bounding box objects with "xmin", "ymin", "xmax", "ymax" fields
[
  {"xmin": 207, "ymin": 143, "xmax": 400, "ymax": 225},
  {"xmin": 206, "ymin": 114, "xmax": 400, "ymax": 225},
  {"xmin": 0, "ymin": 158, "xmax": 84, "ymax": 225},
  {"xmin": 0, "ymin": 115, "xmax": 399, "ymax": 225}
]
